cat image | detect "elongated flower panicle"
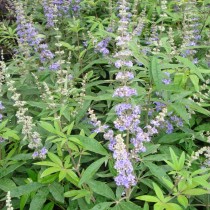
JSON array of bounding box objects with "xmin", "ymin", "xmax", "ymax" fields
[
  {"xmin": 5, "ymin": 72, "xmax": 47, "ymax": 159},
  {"xmin": 14, "ymin": 1, "xmax": 54, "ymax": 63},
  {"xmin": 113, "ymin": 134, "xmax": 136, "ymax": 188},
  {"xmin": 181, "ymin": 0, "xmax": 200, "ymax": 62},
  {"xmin": 42, "ymin": 0, "xmax": 80, "ymax": 27},
  {"xmin": 0, "ymin": 101, "xmax": 4, "ymax": 121},
  {"xmin": 6, "ymin": 191, "xmax": 13, "ymax": 210}
]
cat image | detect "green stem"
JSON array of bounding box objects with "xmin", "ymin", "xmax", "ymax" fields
[{"xmin": 66, "ymin": 143, "xmax": 96, "ymax": 203}]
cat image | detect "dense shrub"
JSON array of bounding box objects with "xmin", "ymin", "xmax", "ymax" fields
[{"xmin": 0, "ymin": 0, "xmax": 210, "ymax": 209}]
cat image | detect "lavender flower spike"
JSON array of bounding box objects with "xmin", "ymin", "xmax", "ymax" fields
[{"xmin": 113, "ymin": 134, "xmax": 136, "ymax": 188}]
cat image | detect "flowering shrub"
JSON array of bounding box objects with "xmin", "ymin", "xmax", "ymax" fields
[{"xmin": 0, "ymin": 0, "xmax": 210, "ymax": 209}]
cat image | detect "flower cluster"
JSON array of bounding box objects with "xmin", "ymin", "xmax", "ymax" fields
[
  {"xmin": 0, "ymin": 101, "xmax": 5, "ymax": 121},
  {"xmin": 88, "ymin": 108, "xmax": 108, "ymax": 133},
  {"xmin": 5, "ymin": 73, "xmax": 47, "ymax": 159},
  {"xmin": 6, "ymin": 191, "xmax": 13, "ymax": 210},
  {"xmin": 14, "ymin": 1, "xmax": 54, "ymax": 63},
  {"xmin": 190, "ymin": 146, "xmax": 210, "ymax": 167},
  {"xmin": 160, "ymin": 0, "xmax": 168, "ymax": 17},
  {"xmin": 162, "ymin": 72, "xmax": 171, "ymax": 85},
  {"xmin": 150, "ymin": 101, "xmax": 184, "ymax": 134},
  {"xmin": 133, "ymin": 8, "xmax": 146, "ymax": 36},
  {"xmin": 180, "ymin": 0, "xmax": 201, "ymax": 63},
  {"xmin": 42, "ymin": 0, "xmax": 80, "ymax": 27},
  {"xmin": 113, "ymin": 134, "xmax": 136, "ymax": 188},
  {"xmin": 95, "ymin": 38, "xmax": 111, "ymax": 55},
  {"xmin": 168, "ymin": 27, "xmax": 177, "ymax": 56}
]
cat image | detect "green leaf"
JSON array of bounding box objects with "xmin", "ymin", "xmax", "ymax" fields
[
  {"xmin": 67, "ymin": 121, "xmax": 74, "ymax": 135},
  {"xmin": 90, "ymin": 202, "xmax": 113, "ymax": 210},
  {"xmin": 49, "ymin": 182, "xmax": 64, "ymax": 203},
  {"xmin": 41, "ymin": 167, "xmax": 60, "ymax": 178},
  {"xmin": 192, "ymin": 175, "xmax": 210, "ymax": 188},
  {"xmin": 47, "ymin": 152, "xmax": 63, "ymax": 166},
  {"xmin": 143, "ymin": 202, "xmax": 149, "ymax": 210},
  {"xmin": 129, "ymin": 41, "xmax": 149, "ymax": 68},
  {"xmin": 154, "ymin": 203, "xmax": 164, "ymax": 210},
  {"xmin": 169, "ymin": 103, "xmax": 189, "ymax": 124},
  {"xmin": 66, "ymin": 169, "xmax": 79, "ymax": 186},
  {"xmin": 29, "ymin": 188, "xmax": 49, "ymax": 210},
  {"xmin": 10, "ymin": 154, "xmax": 32, "ymax": 161},
  {"xmin": 120, "ymin": 201, "xmax": 143, "ymax": 210},
  {"xmin": 183, "ymin": 189, "xmax": 208, "ymax": 195},
  {"xmin": 177, "ymin": 195, "xmax": 188, "ymax": 208},
  {"xmin": 60, "ymin": 41, "xmax": 75, "ymax": 50},
  {"xmin": 142, "ymin": 144, "xmax": 160, "ymax": 156},
  {"xmin": 76, "ymin": 135, "xmax": 108, "ymax": 155},
  {"xmin": 42, "ymin": 202, "xmax": 54, "ymax": 210},
  {"xmin": 169, "ymin": 148, "xmax": 179, "ymax": 170},
  {"xmin": 64, "ymin": 189, "xmax": 90, "ymax": 199},
  {"xmin": 162, "ymin": 177, "xmax": 174, "ymax": 190},
  {"xmin": 39, "ymin": 121, "xmax": 57, "ymax": 134},
  {"xmin": 165, "ymin": 203, "xmax": 183, "ymax": 210},
  {"xmin": 143, "ymin": 154, "xmax": 169, "ymax": 161},
  {"xmin": 34, "ymin": 161, "xmax": 59, "ymax": 167},
  {"xmin": 182, "ymin": 99, "xmax": 210, "ymax": 116},
  {"xmin": 136, "ymin": 195, "xmax": 159, "ymax": 202},
  {"xmin": 10, "ymin": 182, "xmax": 44, "ymax": 197},
  {"xmin": 0, "ymin": 178, "xmax": 16, "ymax": 191},
  {"xmin": 150, "ymin": 57, "xmax": 162, "ymax": 86},
  {"xmin": 0, "ymin": 120, "xmax": 8, "ymax": 131},
  {"xmin": 87, "ymin": 180, "xmax": 115, "ymax": 200},
  {"xmin": 178, "ymin": 152, "xmax": 185, "ymax": 170},
  {"xmin": 79, "ymin": 157, "xmax": 107, "ymax": 186},
  {"xmin": 20, "ymin": 194, "xmax": 30, "ymax": 210},
  {"xmin": 144, "ymin": 162, "xmax": 170, "ymax": 181},
  {"xmin": 189, "ymin": 75, "xmax": 199, "ymax": 91},
  {"xmin": 153, "ymin": 183, "xmax": 165, "ymax": 201}
]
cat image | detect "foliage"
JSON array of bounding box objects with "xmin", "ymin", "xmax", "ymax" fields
[{"xmin": 0, "ymin": 0, "xmax": 210, "ymax": 209}]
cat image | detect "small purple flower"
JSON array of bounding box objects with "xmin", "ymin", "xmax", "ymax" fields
[
  {"xmin": 39, "ymin": 147, "xmax": 48, "ymax": 159},
  {"xmin": 0, "ymin": 102, "xmax": 4, "ymax": 110},
  {"xmin": 32, "ymin": 151, "xmax": 39, "ymax": 159},
  {"xmin": 162, "ymin": 78, "xmax": 171, "ymax": 85},
  {"xmin": 113, "ymin": 86, "xmax": 137, "ymax": 98},
  {"xmin": 162, "ymin": 72, "xmax": 171, "ymax": 85},
  {"xmin": 0, "ymin": 114, "xmax": 3, "ymax": 121},
  {"xmin": 166, "ymin": 121, "xmax": 173, "ymax": 134},
  {"xmin": 0, "ymin": 137, "xmax": 5, "ymax": 143},
  {"xmin": 49, "ymin": 62, "xmax": 60, "ymax": 71},
  {"xmin": 116, "ymin": 71, "xmax": 134, "ymax": 81},
  {"xmin": 95, "ymin": 38, "xmax": 111, "ymax": 55}
]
